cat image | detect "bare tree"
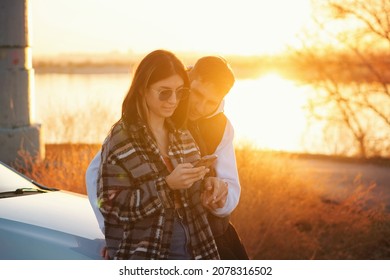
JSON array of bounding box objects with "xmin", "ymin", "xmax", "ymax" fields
[{"xmin": 293, "ymin": 0, "xmax": 390, "ymax": 158}]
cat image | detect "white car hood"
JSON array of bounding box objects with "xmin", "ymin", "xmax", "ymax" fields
[{"xmin": 0, "ymin": 191, "xmax": 104, "ymax": 240}]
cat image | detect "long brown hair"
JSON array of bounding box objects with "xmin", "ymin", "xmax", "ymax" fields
[{"xmin": 121, "ymin": 50, "xmax": 189, "ymax": 129}]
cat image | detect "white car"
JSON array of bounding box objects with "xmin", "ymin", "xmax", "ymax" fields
[{"xmin": 0, "ymin": 161, "xmax": 105, "ymax": 259}]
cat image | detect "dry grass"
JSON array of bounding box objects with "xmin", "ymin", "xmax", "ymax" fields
[
  {"xmin": 232, "ymin": 147, "xmax": 390, "ymax": 259},
  {"xmin": 13, "ymin": 144, "xmax": 101, "ymax": 194},
  {"xmin": 12, "ymin": 144, "xmax": 390, "ymax": 259}
]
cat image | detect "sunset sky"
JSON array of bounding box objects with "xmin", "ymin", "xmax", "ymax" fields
[{"xmin": 30, "ymin": 0, "xmax": 313, "ymax": 57}]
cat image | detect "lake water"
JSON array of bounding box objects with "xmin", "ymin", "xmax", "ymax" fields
[{"xmin": 33, "ymin": 72, "xmax": 388, "ymax": 156}]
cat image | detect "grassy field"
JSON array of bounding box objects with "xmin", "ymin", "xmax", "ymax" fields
[{"xmin": 13, "ymin": 144, "xmax": 390, "ymax": 259}]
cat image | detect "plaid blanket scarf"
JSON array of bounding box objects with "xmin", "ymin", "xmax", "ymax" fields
[{"xmin": 97, "ymin": 119, "xmax": 220, "ymax": 260}]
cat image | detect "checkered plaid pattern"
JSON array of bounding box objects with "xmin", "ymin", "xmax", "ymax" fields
[{"xmin": 97, "ymin": 119, "xmax": 220, "ymax": 259}]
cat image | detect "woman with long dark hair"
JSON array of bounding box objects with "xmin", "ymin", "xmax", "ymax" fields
[{"xmin": 97, "ymin": 50, "xmax": 219, "ymax": 260}]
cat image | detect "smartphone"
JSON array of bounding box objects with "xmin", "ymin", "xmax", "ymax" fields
[{"xmin": 193, "ymin": 155, "xmax": 218, "ymax": 168}]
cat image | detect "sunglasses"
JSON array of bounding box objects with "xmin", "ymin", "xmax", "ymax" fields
[{"xmin": 150, "ymin": 87, "xmax": 190, "ymax": 101}]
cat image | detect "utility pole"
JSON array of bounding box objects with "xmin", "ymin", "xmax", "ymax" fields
[{"xmin": 0, "ymin": 0, "xmax": 44, "ymax": 165}]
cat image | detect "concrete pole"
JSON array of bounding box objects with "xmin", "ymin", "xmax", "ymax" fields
[{"xmin": 0, "ymin": 0, "xmax": 44, "ymax": 165}]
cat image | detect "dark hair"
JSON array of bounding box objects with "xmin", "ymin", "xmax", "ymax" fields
[
  {"xmin": 188, "ymin": 56, "xmax": 235, "ymax": 96},
  {"xmin": 121, "ymin": 50, "xmax": 189, "ymax": 128}
]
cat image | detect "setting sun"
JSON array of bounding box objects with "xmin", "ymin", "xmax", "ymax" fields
[
  {"xmin": 1, "ymin": 0, "xmax": 390, "ymax": 269},
  {"xmin": 225, "ymin": 73, "xmax": 308, "ymax": 152}
]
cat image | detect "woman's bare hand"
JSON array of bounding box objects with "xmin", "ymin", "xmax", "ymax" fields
[{"xmin": 165, "ymin": 163, "xmax": 209, "ymax": 190}]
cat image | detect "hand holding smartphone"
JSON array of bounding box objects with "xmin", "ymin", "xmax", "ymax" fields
[{"xmin": 193, "ymin": 155, "xmax": 218, "ymax": 168}]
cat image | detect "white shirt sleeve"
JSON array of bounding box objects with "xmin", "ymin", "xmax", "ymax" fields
[
  {"xmin": 86, "ymin": 120, "xmax": 240, "ymax": 224},
  {"xmin": 208, "ymin": 118, "xmax": 241, "ymax": 217},
  {"xmin": 85, "ymin": 150, "xmax": 104, "ymax": 233}
]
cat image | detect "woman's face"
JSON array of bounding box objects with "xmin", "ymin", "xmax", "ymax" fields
[{"xmin": 145, "ymin": 74, "xmax": 186, "ymax": 120}]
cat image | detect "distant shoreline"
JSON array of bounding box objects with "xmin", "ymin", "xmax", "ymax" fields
[
  {"xmin": 34, "ymin": 65, "xmax": 132, "ymax": 75},
  {"xmin": 33, "ymin": 63, "xmax": 390, "ymax": 83},
  {"xmin": 32, "ymin": 51, "xmax": 390, "ymax": 82}
]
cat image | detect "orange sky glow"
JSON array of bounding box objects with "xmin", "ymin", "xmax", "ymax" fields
[{"xmin": 31, "ymin": 0, "xmax": 313, "ymax": 57}]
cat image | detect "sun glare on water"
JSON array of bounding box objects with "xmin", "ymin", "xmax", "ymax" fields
[{"xmin": 225, "ymin": 73, "xmax": 309, "ymax": 152}]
